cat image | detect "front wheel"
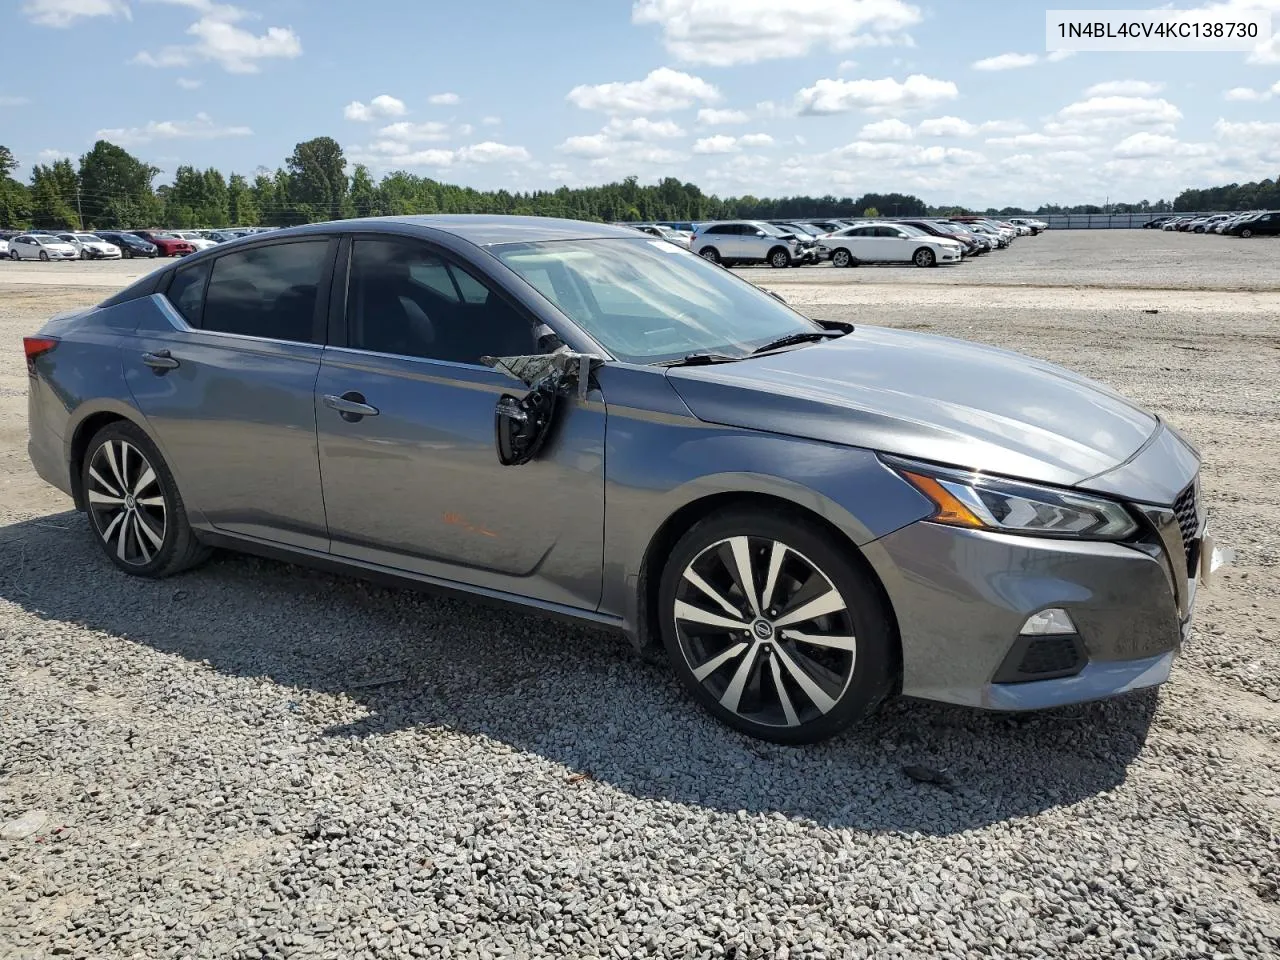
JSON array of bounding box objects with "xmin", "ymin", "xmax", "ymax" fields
[
  {"xmin": 768, "ymin": 247, "xmax": 790, "ymax": 269},
  {"xmin": 1241, "ymin": 228, "xmax": 1253, "ymax": 238},
  {"xmin": 8, "ymin": 250, "xmax": 17, "ymax": 261},
  {"xmin": 122, "ymin": 247, "xmax": 133, "ymax": 259},
  {"xmin": 659, "ymin": 507, "xmax": 895, "ymax": 744},
  {"xmin": 39, "ymin": 250, "xmax": 49, "ymax": 262},
  {"xmin": 913, "ymin": 247, "xmax": 936, "ymax": 268},
  {"xmin": 830, "ymin": 248, "xmax": 853, "ymax": 268},
  {"xmin": 79, "ymin": 249, "xmax": 89, "ymax": 260},
  {"xmin": 82, "ymin": 421, "xmax": 210, "ymax": 578}
]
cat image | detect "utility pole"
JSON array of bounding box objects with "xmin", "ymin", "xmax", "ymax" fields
[{"xmin": 75, "ymin": 185, "xmax": 84, "ymax": 230}]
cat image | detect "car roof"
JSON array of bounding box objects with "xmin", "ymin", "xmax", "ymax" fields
[{"xmin": 258, "ymin": 214, "xmax": 643, "ymax": 247}]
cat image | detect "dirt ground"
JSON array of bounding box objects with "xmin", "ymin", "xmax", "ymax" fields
[{"xmin": 1, "ymin": 229, "xmax": 1278, "ymax": 958}]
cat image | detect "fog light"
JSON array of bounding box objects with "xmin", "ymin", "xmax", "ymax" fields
[{"xmin": 1020, "ymin": 608, "xmax": 1076, "ymax": 636}]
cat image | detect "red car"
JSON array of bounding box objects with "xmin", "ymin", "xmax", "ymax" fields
[{"xmin": 129, "ymin": 230, "xmax": 195, "ymax": 257}]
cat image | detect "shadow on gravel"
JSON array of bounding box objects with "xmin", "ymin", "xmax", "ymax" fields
[{"xmin": 1, "ymin": 511, "xmax": 1157, "ymax": 836}]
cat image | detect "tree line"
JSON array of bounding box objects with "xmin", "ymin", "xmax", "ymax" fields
[{"xmin": 1, "ymin": 138, "xmax": 1275, "ymax": 232}]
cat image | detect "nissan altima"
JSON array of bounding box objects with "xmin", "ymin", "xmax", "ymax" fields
[{"xmin": 24, "ymin": 216, "xmax": 1219, "ymax": 743}]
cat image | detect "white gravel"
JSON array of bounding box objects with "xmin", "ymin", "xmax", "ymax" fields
[{"xmin": 2, "ymin": 230, "xmax": 1279, "ymax": 959}]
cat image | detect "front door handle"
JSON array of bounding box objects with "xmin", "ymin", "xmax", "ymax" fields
[
  {"xmin": 142, "ymin": 350, "xmax": 179, "ymax": 372},
  {"xmin": 323, "ymin": 392, "xmax": 380, "ymax": 422}
]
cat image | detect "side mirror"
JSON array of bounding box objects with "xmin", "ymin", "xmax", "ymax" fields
[
  {"xmin": 755, "ymin": 230, "xmax": 767, "ymax": 237},
  {"xmin": 495, "ymin": 392, "xmax": 556, "ymax": 466}
]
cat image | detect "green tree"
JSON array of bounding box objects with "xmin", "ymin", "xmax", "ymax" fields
[
  {"xmin": 347, "ymin": 164, "xmax": 379, "ymax": 217},
  {"xmin": 862, "ymin": 207, "xmax": 880, "ymax": 217},
  {"xmin": 78, "ymin": 140, "xmax": 161, "ymax": 228},
  {"xmin": 0, "ymin": 145, "xmax": 32, "ymax": 229},
  {"xmin": 286, "ymin": 136, "xmax": 347, "ymax": 222},
  {"xmin": 29, "ymin": 159, "xmax": 80, "ymax": 229},
  {"xmin": 227, "ymin": 173, "xmax": 259, "ymax": 225}
]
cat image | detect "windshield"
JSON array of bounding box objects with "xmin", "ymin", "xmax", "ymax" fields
[
  {"xmin": 152, "ymin": 232, "xmax": 178, "ymax": 239},
  {"xmin": 783, "ymin": 223, "xmax": 821, "ymax": 235},
  {"xmin": 752, "ymin": 222, "xmax": 791, "ymax": 237},
  {"xmin": 75, "ymin": 234, "xmax": 101, "ymax": 242},
  {"xmin": 493, "ymin": 238, "xmax": 819, "ymax": 364},
  {"xmin": 896, "ymin": 224, "xmax": 927, "ymax": 237}
]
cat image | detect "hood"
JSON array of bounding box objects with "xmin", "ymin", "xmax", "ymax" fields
[{"xmin": 665, "ymin": 326, "xmax": 1157, "ymax": 487}]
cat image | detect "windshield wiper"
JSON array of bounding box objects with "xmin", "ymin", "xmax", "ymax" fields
[
  {"xmin": 660, "ymin": 352, "xmax": 744, "ymax": 367},
  {"xmin": 749, "ymin": 330, "xmax": 846, "ymax": 356}
]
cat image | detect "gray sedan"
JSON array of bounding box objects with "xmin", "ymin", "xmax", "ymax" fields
[{"xmin": 24, "ymin": 216, "xmax": 1216, "ymax": 743}]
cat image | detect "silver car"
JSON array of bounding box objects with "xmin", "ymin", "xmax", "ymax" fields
[
  {"xmin": 692, "ymin": 220, "xmax": 816, "ymax": 268},
  {"xmin": 24, "ymin": 216, "xmax": 1217, "ymax": 743},
  {"xmin": 56, "ymin": 233, "xmax": 123, "ymax": 260}
]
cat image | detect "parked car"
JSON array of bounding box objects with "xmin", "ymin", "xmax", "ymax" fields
[
  {"xmin": 96, "ymin": 232, "xmax": 159, "ymax": 258},
  {"xmin": 1225, "ymin": 210, "xmax": 1280, "ymax": 237},
  {"xmin": 22, "ymin": 215, "xmax": 1218, "ymax": 743},
  {"xmin": 928, "ymin": 221, "xmax": 992, "ymax": 253},
  {"xmin": 619, "ymin": 223, "xmax": 692, "ymax": 248},
  {"xmin": 897, "ymin": 219, "xmax": 983, "ymax": 257},
  {"xmin": 174, "ymin": 231, "xmax": 219, "ymax": 252},
  {"xmin": 1008, "ymin": 217, "xmax": 1048, "ymax": 234},
  {"xmin": 129, "ymin": 231, "xmax": 196, "ymax": 257},
  {"xmin": 819, "ymin": 222, "xmax": 963, "ymax": 267},
  {"xmin": 1144, "ymin": 216, "xmax": 1176, "ymax": 229},
  {"xmin": 203, "ymin": 230, "xmax": 242, "ymax": 243},
  {"xmin": 0, "ymin": 237, "xmax": 8, "ymax": 258},
  {"xmin": 8, "ymin": 233, "xmax": 79, "ymax": 261},
  {"xmin": 692, "ymin": 220, "xmax": 816, "ymax": 267},
  {"xmin": 56, "ymin": 233, "xmax": 122, "ymax": 260},
  {"xmin": 956, "ymin": 221, "xmax": 1010, "ymax": 248}
]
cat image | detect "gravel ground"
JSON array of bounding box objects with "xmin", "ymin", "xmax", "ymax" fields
[{"xmin": 1, "ymin": 231, "xmax": 1278, "ymax": 959}]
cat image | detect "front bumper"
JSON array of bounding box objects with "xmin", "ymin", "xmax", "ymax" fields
[{"xmin": 865, "ymin": 456, "xmax": 1217, "ymax": 711}]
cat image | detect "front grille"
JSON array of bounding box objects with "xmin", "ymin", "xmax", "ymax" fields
[{"xmin": 1173, "ymin": 481, "xmax": 1199, "ymax": 575}]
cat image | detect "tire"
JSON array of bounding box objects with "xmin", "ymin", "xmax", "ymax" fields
[
  {"xmin": 39, "ymin": 250, "xmax": 49, "ymax": 262},
  {"xmin": 659, "ymin": 506, "xmax": 896, "ymax": 744},
  {"xmin": 830, "ymin": 248, "xmax": 853, "ymax": 268},
  {"xmin": 698, "ymin": 246, "xmax": 721, "ymax": 264},
  {"xmin": 8, "ymin": 250, "xmax": 17, "ymax": 261},
  {"xmin": 1241, "ymin": 229, "xmax": 1252, "ymax": 238},
  {"xmin": 122, "ymin": 247, "xmax": 133, "ymax": 259},
  {"xmin": 913, "ymin": 247, "xmax": 936, "ymax": 268},
  {"xmin": 81, "ymin": 421, "xmax": 210, "ymax": 578},
  {"xmin": 79, "ymin": 249, "xmax": 88, "ymax": 260},
  {"xmin": 768, "ymin": 247, "xmax": 790, "ymax": 269}
]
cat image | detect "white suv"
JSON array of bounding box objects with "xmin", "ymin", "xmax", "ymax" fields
[
  {"xmin": 817, "ymin": 222, "xmax": 963, "ymax": 268},
  {"xmin": 692, "ymin": 221, "xmax": 815, "ymax": 268}
]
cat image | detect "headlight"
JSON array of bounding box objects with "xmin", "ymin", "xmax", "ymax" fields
[{"xmin": 885, "ymin": 457, "xmax": 1138, "ymax": 540}]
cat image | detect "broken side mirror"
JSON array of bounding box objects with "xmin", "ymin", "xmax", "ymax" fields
[{"xmin": 482, "ymin": 352, "xmax": 604, "ymax": 466}]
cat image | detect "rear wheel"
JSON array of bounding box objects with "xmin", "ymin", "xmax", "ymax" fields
[
  {"xmin": 82, "ymin": 421, "xmax": 210, "ymax": 578},
  {"xmin": 768, "ymin": 247, "xmax": 790, "ymax": 269},
  {"xmin": 830, "ymin": 248, "xmax": 853, "ymax": 268},
  {"xmin": 913, "ymin": 247, "xmax": 936, "ymax": 268},
  {"xmin": 660, "ymin": 507, "xmax": 895, "ymax": 744},
  {"xmin": 699, "ymin": 246, "xmax": 721, "ymax": 264}
]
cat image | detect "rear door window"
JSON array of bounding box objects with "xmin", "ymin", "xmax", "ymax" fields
[
  {"xmin": 202, "ymin": 241, "xmax": 329, "ymax": 343},
  {"xmin": 166, "ymin": 261, "xmax": 211, "ymax": 327}
]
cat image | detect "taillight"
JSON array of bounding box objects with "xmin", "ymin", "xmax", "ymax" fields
[{"xmin": 23, "ymin": 335, "xmax": 59, "ymax": 374}]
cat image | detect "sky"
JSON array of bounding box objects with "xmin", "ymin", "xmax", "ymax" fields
[{"xmin": 2, "ymin": 0, "xmax": 1278, "ymax": 208}]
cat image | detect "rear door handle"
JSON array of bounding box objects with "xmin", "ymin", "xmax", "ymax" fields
[
  {"xmin": 323, "ymin": 392, "xmax": 379, "ymax": 421},
  {"xmin": 142, "ymin": 350, "xmax": 179, "ymax": 372}
]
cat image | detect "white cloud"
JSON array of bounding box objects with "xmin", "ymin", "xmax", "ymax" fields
[
  {"xmin": 567, "ymin": 67, "xmax": 720, "ymax": 113},
  {"xmin": 133, "ymin": 3, "xmax": 301, "ymax": 74},
  {"xmin": 985, "ymin": 132, "xmax": 1095, "ymax": 148},
  {"xmin": 632, "ymin": 0, "xmax": 922, "ymax": 66},
  {"xmin": 482, "ymin": 116, "xmax": 501, "ymax": 125},
  {"xmin": 1046, "ymin": 49, "xmax": 1075, "ymax": 62},
  {"xmin": 739, "ymin": 132, "xmax": 774, "ymax": 146},
  {"xmin": 22, "ymin": 0, "xmax": 129, "ymax": 27},
  {"xmin": 859, "ymin": 117, "xmax": 914, "ymax": 140},
  {"xmin": 697, "ymin": 107, "xmax": 750, "ymax": 125},
  {"xmin": 0, "ymin": 95, "xmax": 31, "ymax": 107},
  {"xmin": 971, "ymin": 52, "xmax": 1037, "ymax": 71},
  {"xmin": 837, "ymin": 59, "xmax": 859, "ymax": 74},
  {"xmin": 794, "ymin": 74, "xmax": 958, "ymax": 115},
  {"xmin": 1053, "ymin": 95, "xmax": 1182, "ymax": 133},
  {"xmin": 979, "ymin": 119, "xmax": 1027, "ymax": 134},
  {"xmin": 37, "ymin": 148, "xmax": 73, "ymax": 161},
  {"xmin": 1112, "ymin": 133, "xmax": 1209, "ymax": 158},
  {"xmin": 916, "ymin": 115, "xmax": 976, "ymax": 137},
  {"xmin": 692, "ymin": 134, "xmax": 740, "ymax": 154},
  {"xmin": 456, "ymin": 142, "xmax": 530, "ymax": 164},
  {"xmin": 175, "ymin": 77, "xmax": 202, "ymax": 89},
  {"xmin": 1225, "ymin": 81, "xmax": 1280, "ymax": 101},
  {"xmin": 344, "ymin": 95, "xmax": 407, "ymax": 122},
  {"xmin": 95, "ymin": 112, "xmax": 252, "ymax": 145},
  {"xmin": 428, "ymin": 92, "xmax": 460, "ymax": 105},
  {"xmin": 559, "ymin": 133, "xmax": 616, "ymax": 158},
  {"xmin": 1084, "ymin": 80, "xmax": 1165, "ymax": 97},
  {"xmin": 376, "ymin": 120, "xmax": 449, "ymax": 142},
  {"xmin": 1213, "ymin": 118, "xmax": 1280, "ymax": 141},
  {"xmin": 603, "ymin": 116, "xmax": 685, "ymax": 139}
]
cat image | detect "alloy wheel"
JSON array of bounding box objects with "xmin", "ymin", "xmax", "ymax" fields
[
  {"xmin": 770, "ymin": 249, "xmax": 789, "ymax": 268},
  {"xmin": 672, "ymin": 535, "xmax": 857, "ymax": 729},
  {"xmin": 831, "ymin": 249, "xmax": 851, "ymax": 268},
  {"xmin": 87, "ymin": 439, "xmax": 167, "ymax": 566},
  {"xmin": 914, "ymin": 248, "xmax": 935, "ymax": 267}
]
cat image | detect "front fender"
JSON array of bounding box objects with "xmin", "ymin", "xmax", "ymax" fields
[{"xmin": 595, "ymin": 364, "xmax": 933, "ymax": 639}]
